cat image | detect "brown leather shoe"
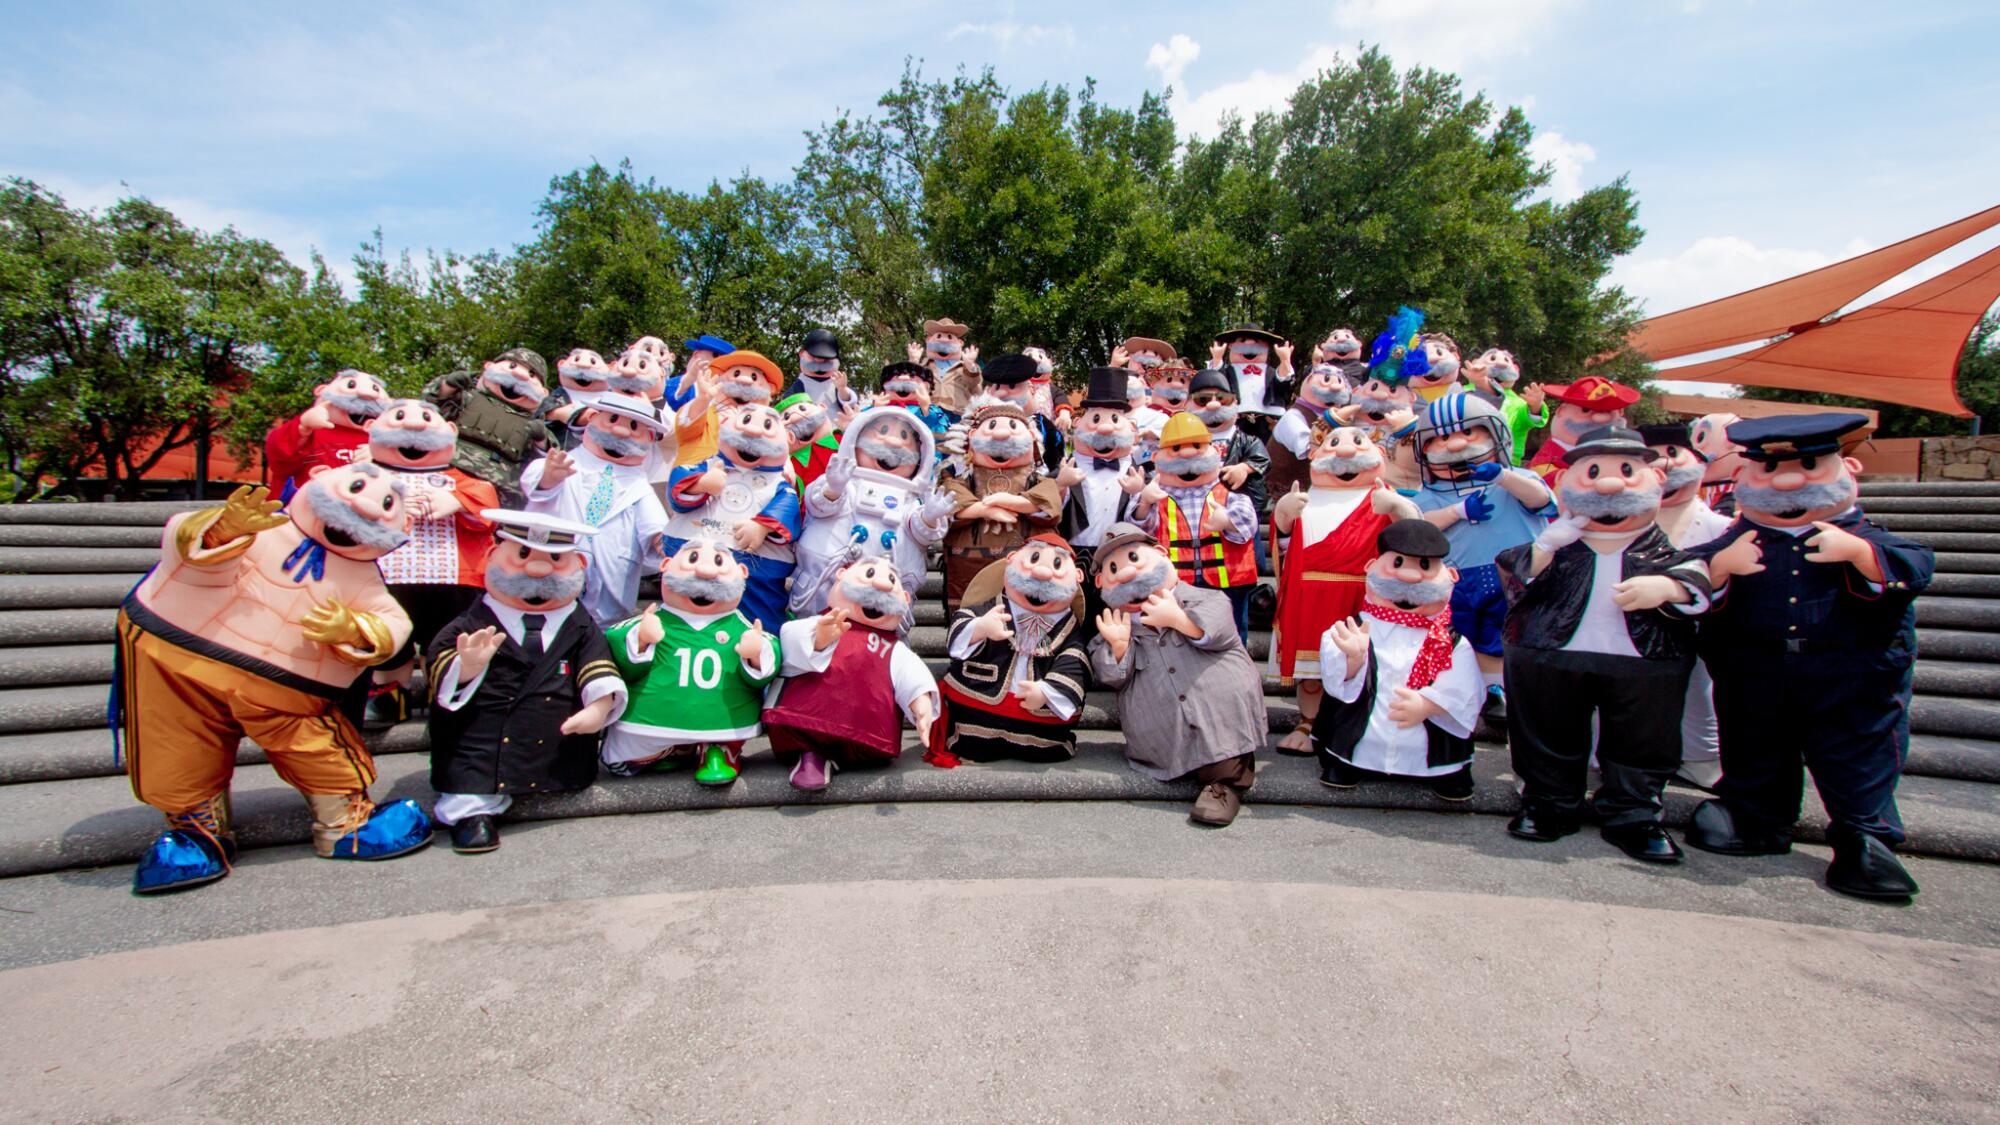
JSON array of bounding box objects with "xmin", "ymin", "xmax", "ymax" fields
[{"xmin": 1190, "ymin": 781, "xmax": 1242, "ymax": 827}]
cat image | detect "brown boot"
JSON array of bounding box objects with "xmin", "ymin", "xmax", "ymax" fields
[
  {"xmin": 1191, "ymin": 781, "xmax": 1242, "ymax": 827},
  {"xmin": 305, "ymin": 792, "xmax": 377, "ymax": 857}
]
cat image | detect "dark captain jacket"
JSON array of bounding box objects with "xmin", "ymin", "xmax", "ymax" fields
[
  {"xmin": 1495, "ymin": 524, "xmax": 1710, "ymax": 662},
  {"xmin": 941, "ymin": 595, "xmax": 1090, "ymax": 713},
  {"xmin": 1688, "ymin": 507, "xmax": 1932, "ymax": 663}
]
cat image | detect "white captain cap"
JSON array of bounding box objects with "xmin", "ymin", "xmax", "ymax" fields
[{"xmin": 481, "ymin": 510, "xmax": 597, "ymax": 554}]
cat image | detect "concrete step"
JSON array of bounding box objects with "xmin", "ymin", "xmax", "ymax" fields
[
  {"xmin": 1902, "ymin": 532, "xmax": 2000, "ymax": 553},
  {"xmin": 1857, "ymin": 495, "xmax": 2000, "ymax": 514},
  {"xmin": 0, "ymin": 525, "xmax": 165, "ymax": 548},
  {"xmin": 1913, "ymin": 660, "xmax": 2000, "ymax": 698},
  {"xmin": 1910, "ymin": 695, "xmax": 2000, "ymax": 741},
  {"xmin": 0, "ymin": 573, "xmax": 146, "ymax": 610},
  {"xmin": 0, "ymin": 683, "xmax": 111, "ymax": 734},
  {"xmin": 0, "ymin": 547, "xmax": 163, "ymax": 574},
  {"xmin": 6, "ymin": 735, "xmax": 1997, "ymax": 880},
  {"xmin": 0, "ymin": 644, "xmax": 113, "ymax": 688},
  {"xmin": 0, "ymin": 500, "xmax": 208, "ymax": 526},
  {"xmin": 1928, "ymin": 573, "xmax": 2000, "ymax": 597},
  {"xmin": 1918, "ymin": 629, "xmax": 2000, "ymax": 663},
  {"xmin": 1867, "ymin": 513, "xmax": 2000, "ymax": 532},
  {"xmin": 0, "ymin": 608, "xmax": 118, "ymax": 647},
  {"xmin": 0, "ymin": 721, "xmax": 433, "ymax": 785},
  {"xmin": 1859, "ymin": 481, "xmax": 2000, "ymax": 497},
  {"xmin": 1914, "ymin": 597, "xmax": 2000, "ymax": 632},
  {"xmin": 1933, "ymin": 552, "xmax": 2000, "ymax": 575}
]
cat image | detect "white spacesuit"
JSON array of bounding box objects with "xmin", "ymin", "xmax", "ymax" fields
[{"xmin": 790, "ymin": 406, "xmax": 951, "ymax": 622}]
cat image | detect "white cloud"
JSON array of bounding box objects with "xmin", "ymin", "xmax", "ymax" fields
[
  {"xmin": 1328, "ymin": 0, "xmax": 1582, "ymax": 75},
  {"xmin": 948, "ymin": 19, "xmax": 1075, "ymax": 50},
  {"xmin": 1144, "ymin": 33, "xmax": 1341, "ymax": 139},
  {"xmin": 1526, "ymin": 130, "xmax": 1596, "ymax": 202},
  {"xmin": 1612, "ymin": 235, "xmax": 1857, "ymax": 320}
]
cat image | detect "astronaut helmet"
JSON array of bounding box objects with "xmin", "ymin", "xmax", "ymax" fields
[{"xmin": 833, "ymin": 405, "xmax": 937, "ymax": 520}]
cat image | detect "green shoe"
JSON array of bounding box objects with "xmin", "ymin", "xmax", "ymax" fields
[
  {"xmin": 647, "ymin": 755, "xmax": 687, "ymax": 773},
  {"xmin": 694, "ymin": 745, "xmax": 739, "ymax": 787}
]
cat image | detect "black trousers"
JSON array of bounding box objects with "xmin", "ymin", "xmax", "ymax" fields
[
  {"xmin": 1505, "ymin": 646, "xmax": 1693, "ymax": 827},
  {"xmin": 1708, "ymin": 649, "xmax": 1911, "ymax": 844}
]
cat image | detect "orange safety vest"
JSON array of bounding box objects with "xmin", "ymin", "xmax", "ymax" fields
[{"xmin": 1158, "ymin": 486, "xmax": 1258, "ymax": 588}]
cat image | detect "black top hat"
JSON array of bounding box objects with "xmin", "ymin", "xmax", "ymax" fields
[
  {"xmin": 1637, "ymin": 422, "xmax": 1695, "ymax": 452},
  {"xmin": 1081, "ymin": 366, "xmax": 1132, "ymax": 410}
]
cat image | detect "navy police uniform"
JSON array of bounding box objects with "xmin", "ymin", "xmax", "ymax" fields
[{"xmin": 1690, "ymin": 415, "xmax": 1934, "ymax": 849}]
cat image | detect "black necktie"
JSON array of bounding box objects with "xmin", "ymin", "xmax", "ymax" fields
[
  {"xmin": 1092, "ymin": 457, "xmax": 1123, "ymax": 471},
  {"xmin": 521, "ymin": 614, "xmax": 545, "ymax": 658}
]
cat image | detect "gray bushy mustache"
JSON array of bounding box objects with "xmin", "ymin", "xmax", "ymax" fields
[
  {"xmin": 1100, "ymin": 558, "xmax": 1172, "ymax": 608},
  {"xmin": 1563, "ymin": 482, "xmax": 1663, "ymax": 521},
  {"xmin": 303, "ymin": 479, "xmax": 409, "ymax": 551},
  {"xmin": 1367, "ymin": 573, "xmax": 1452, "ymax": 609},
  {"xmin": 858, "ymin": 435, "xmax": 920, "ymax": 468},
  {"xmin": 1074, "ymin": 429, "xmax": 1128, "ymax": 454},
  {"xmin": 1009, "ymin": 573, "xmax": 1078, "ymax": 606},
  {"xmin": 488, "ymin": 566, "xmax": 585, "ymax": 606},
  {"xmin": 326, "ymin": 393, "xmax": 384, "ymax": 420},
  {"xmin": 1424, "ymin": 438, "xmax": 1497, "ymax": 466},
  {"xmin": 1486, "ymin": 364, "xmax": 1519, "ymax": 385},
  {"xmin": 970, "ymin": 431, "xmax": 1032, "ymax": 461},
  {"xmin": 720, "ymin": 427, "xmax": 788, "ymax": 461},
  {"xmin": 1427, "ymin": 357, "xmax": 1461, "ymax": 378},
  {"xmin": 589, "ymin": 427, "xmax": 651, "ymax": 459},
  {"xmin": 1156, "ymin": 450, "xmax": 1220, "ymax": 478},
  {"xmin": 786, "ymin": 413, "xmax": 827, "ymax": 442},
  {"xmin": 607, "ymin": 373, "xmax": 656, "ymax": 394},
  {"xmin": 1194, "ymin": 404, "xmax": 1239, "ymax": 427},
  {"xmin": 663, "ymin": 568, "xmax": 747, "ymax": 606},
  {"xmin": 1734, "ymin": 478, "xmax": 1855, "ymax": 517},
  {"xmin": 482, "ymin": 367, "xmax": 539, "ymax": 398},
  {"xmin": 1154, "ymin": 387, "xmax": 1188, "ymax": 404},
  {"xmin": 720, "ymin": 380, "xmax": 772, "ymax": 404},
  {"xmin": 1353, "ymin": 393, "xmax": 1402, "ymax": 416},
  {"xmin": 559, "ymin": 364, "xmax": 607, "ymax": 386},
  {"xmin": 1313, "ymin": 450, "xmax": 1382, "ymax": 476},
  {"xmin": 838, "ymin": 576, "xmax": 909, "ymax": 619},
  {"xmin": 1661, "ymin": 463, "xmax": 1704, "ymax": 492},
  {"xmin": 373, "ymin": 425, "xmax": 454, "ymax": 452},
  {"xmin": 883, "ymin": 378, "xmax": 925, "ymax": 397}
]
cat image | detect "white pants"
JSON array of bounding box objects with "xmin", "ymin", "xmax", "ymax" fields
[{"xmin": 432, "ymin": 792, "xmax": 512, "ymax": 825}]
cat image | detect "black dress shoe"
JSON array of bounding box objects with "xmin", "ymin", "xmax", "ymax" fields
[
  {"xmin": 450, "ymin": 815, "xmax": 500, "ymax": 854},
  {"xmin": 1507, "ymin": 810, "xmax": 1579, "ymax": 842},
  {"xmin": 1683, "ymin": 798, "xmax": 1792, "ymax": 856},
  {"xmin": 1602, "ymin": 822, "xmax": 1684, "ymax": 864},
  {"xmin": 1429, "ymin": 764, "xmax": 1475, "ymax": 802},
  {"xmin": 1825, "ymin": 832, "xmax": 1919, "ymax": 901},
  {"xmin": 1318, "ymin": 755, "xmax": 1363, "ymax": 789}
]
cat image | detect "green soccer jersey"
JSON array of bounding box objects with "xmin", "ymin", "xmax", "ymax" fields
[{"xmin": 607, "ymin": 608, "xmax": 779, "ymax": 742}]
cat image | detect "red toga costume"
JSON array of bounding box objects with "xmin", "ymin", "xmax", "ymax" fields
[{"xmin": 1271, "ymin": 487, "xmax": 1396, "ymax": 683}]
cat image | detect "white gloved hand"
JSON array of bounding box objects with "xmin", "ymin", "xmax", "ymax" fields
[
  {"xmin": 919, "ymin": 489, "xmax": 957, "ymax": 524},
  {"xmin": 1534, "ymin": 513, "xmax": 1592, "ymax": 554},
  {"xmin": 824, "ymin": 452, "xmax": 856, "ymax": 492}
]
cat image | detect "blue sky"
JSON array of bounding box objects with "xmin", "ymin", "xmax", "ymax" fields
[{"xmin": 5, "ymin": 0, "xmax": 1997, "ymax": 329}]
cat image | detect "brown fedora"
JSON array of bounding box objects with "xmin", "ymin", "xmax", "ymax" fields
[
  {"xmin": 922, "ymin": 318, "xmax": 970, "ymax": 338},
  {"xmin": 1121, "ymin": 336, "xmax": 1177, "ymax": 360}
]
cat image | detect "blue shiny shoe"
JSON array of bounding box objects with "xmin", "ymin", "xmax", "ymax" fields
[
  {"xmin": 319, "ymin": 798, "xmax": 434, "ymax": 861},
  {"xmin": 132, "ymin": 829, "xmax": 231, "ymax": 895}
]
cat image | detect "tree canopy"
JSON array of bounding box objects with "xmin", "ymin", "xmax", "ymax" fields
[{"xmin": 13, "ymin": 47, "xmax": 1976, "ymax": 497}]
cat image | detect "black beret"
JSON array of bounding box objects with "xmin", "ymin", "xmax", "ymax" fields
[
  {"xmin": 1376, "ymin": 518, "xmax": 1450, "ymax": 559},
  {"xmin": 801, "ymin": 328, "xmax": 840, "ymax": 359},
  {"xmin": 1189, "ymin": 367, "xmax": 1234, "ymax": 396},
  {"xmin": 981, "ymin": 353, "xmax": 1039, "ymax": 386}
]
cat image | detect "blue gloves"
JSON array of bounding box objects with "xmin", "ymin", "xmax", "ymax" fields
[{"xmin": 1460, "ymin": 490, "xmax": 1495, "ymax": 524}]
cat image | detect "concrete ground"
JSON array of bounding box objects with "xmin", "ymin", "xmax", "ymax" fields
[{"xmin": 3, "ymin": 801, "xmax": 1998, "ymax": 1123}]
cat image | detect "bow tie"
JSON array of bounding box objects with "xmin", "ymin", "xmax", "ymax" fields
[
  {"xmin": 1090, "ymin": 457, "xmax": 1123, "ymax": 471},
  {"xmin": 1241, "ymin": 364, "xmax": 1264, "ymax": 376}
]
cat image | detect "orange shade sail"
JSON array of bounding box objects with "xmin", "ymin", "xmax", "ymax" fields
[
  {"xmin": 1629, "ymin": 204, "xmax": 2000, "ymax": 362},
  {"xmin": 1657, "ymin": 244, "xmax": 2000, "ymax": 418}
]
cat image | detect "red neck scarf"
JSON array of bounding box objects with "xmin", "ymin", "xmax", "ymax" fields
[{"xmin": 1359, "ymin": 601, "xmax": 1455, "ymax": 691}]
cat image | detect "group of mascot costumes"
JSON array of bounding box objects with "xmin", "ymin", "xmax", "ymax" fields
[{"xmin": 114, "ymin": 311, "xmax": 1931, "ymax": 905}]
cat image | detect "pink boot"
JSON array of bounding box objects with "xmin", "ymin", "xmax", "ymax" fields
[{"xmin": 789, "ymin": 750, "xmax": 835, "ymax": 792}]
